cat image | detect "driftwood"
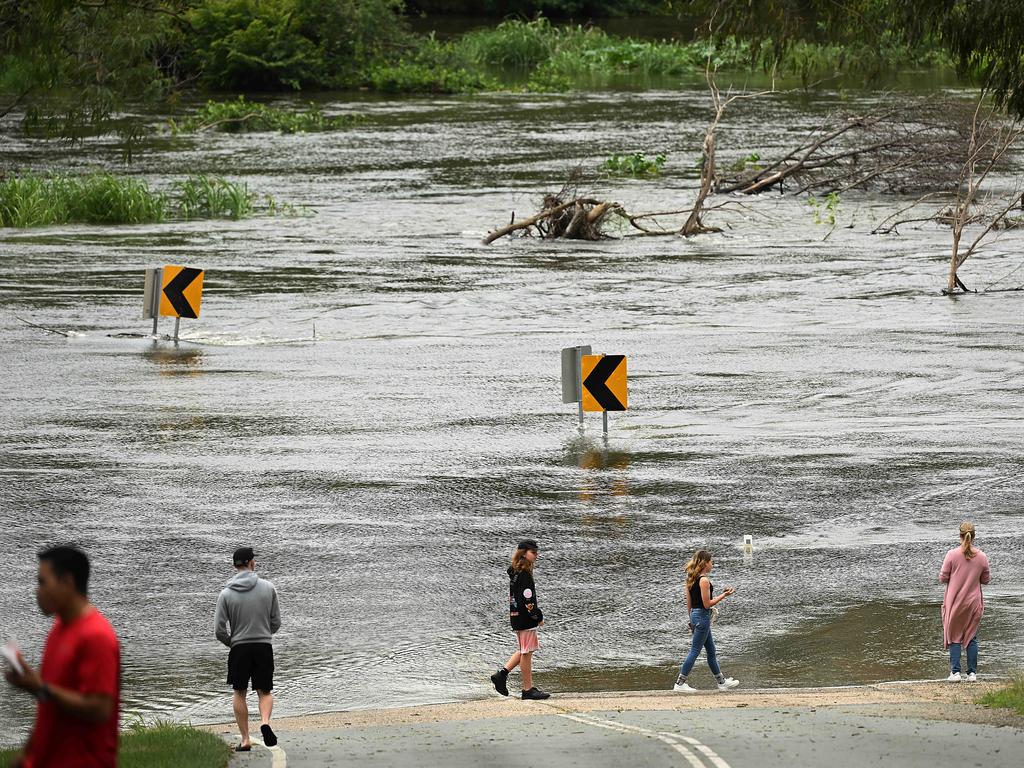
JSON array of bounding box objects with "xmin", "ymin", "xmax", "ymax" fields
[
  {"xmin": 717, "ymin": 102, "xmax": 980, "ymax": 197},
  {"xmin": 483, "ymin": 195, "xmax": 623, "ymax": 244}
]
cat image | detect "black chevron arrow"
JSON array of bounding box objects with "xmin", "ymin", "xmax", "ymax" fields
[
  {"xmin": 163, "ymin": 267, "xmax": 202, "ymax": 318},
  {"xmin": 583, "ymin": 355, "xmax": 626, "ymax": 411}
]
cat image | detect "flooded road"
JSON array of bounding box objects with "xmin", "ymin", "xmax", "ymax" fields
[{"xmin": 1, "ymin": 88, "xmax": 1023, "ymax": 738}]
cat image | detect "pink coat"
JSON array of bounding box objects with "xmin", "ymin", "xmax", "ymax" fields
[{"xmin": 939, "ymin": 546, "xmax": 991, "ymax": 648}]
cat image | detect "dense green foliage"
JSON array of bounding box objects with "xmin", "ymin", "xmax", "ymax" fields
[
  {"xmin": 683, "ymin": 1, "xmax": 1024, "ymax": 116},
  {"xmin": 186, "ymin": 0, "xmax": 410, "ymax": 90},
  {"xmin": 3, "ymin": 0, "xmax": 1023, "ymax": 147},
  {"xmin": 405, "ymin": 1, "xmax": 668, "ymax": 16},
  {"xmin": 172, "ymin": 96, "xmax": 364, "ymax": 132},
  {"xmin": 978, "ymin": 676, "xmax": 1024, "ymax": 715},
  {"xmin": 0, "ymin": 173, "xmax": 280, "ymax": 226},
  {"xmin": 0, "ymin": 721, "xmax": 229, "ymax": 768}
]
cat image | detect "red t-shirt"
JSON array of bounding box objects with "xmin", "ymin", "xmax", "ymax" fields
[{"xmin": 25, "ymin": 608, "xmax": 121, "ymax": 768}]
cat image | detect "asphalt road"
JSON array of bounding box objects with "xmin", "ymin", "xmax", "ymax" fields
[{"xmin": 232, "ymin": 705, "xmax": 1024, "ymax": 767}]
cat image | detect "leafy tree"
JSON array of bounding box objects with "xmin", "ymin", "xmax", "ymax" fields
[
  {"xmin": 0, "ymin": 1, "xmax": 186, "ymax": 130},
  {"xmin": 680, "ymin": 1, "xmax": 1024, "ymax": 116}
]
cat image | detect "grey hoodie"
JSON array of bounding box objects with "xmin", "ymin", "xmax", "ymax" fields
[{"xmin": 215, "ymin": 569, "xmax": 281, "ymax": 647}]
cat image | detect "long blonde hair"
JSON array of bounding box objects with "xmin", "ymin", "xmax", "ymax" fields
[
  {"xmin": 685, "ymin": 549, "xmax": 712, "ymax": 590},
  {"xmin": 959, "ymin": 521, "xmax": 977, "ymax": 560},
  {"xmin": 511, "ymin": 548, "xmax": 534, "ymax": 573}
]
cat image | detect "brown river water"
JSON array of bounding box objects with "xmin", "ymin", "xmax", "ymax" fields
[{"xmin": 1, "ymin": 84, "xmax": 1022, "ymax": 739}]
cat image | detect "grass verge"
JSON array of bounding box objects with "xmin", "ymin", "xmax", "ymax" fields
[
  {"xmin": 978, "ymin": 676, "xmax": 1024, "ymax": 716},
  {"xmin": 0, "ymin": 721, "xmax": 230, "ymax": 768}
]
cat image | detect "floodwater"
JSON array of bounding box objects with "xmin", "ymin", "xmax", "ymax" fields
[{"xmin": 1, "ymin": 85, "xmax": 1023, "ymax": 740}]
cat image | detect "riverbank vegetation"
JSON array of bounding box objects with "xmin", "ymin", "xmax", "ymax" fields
[
  {"xmin": 0, "ymin": 173, "xmax": 287, "ymax": 227},
  {"xmin": 0, "ymin": 1, "xmax": 992, "ymax": 144},
  {"xmin": 171, "ymin": 96, "xmax": 364, "ymax": 133},
  {"xmin": 0, "ymin": 721, "xmax": 230, "ymax": 768}
]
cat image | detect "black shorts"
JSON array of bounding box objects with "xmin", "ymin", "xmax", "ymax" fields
[{"xmin": 227, "ymin": 642, "xmax": 274, "ymax": 692}]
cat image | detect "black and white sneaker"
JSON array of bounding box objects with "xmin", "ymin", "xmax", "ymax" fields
[
  {"xmin": 490, "ymin": 669, "xmax": 509, "ymax": 696},
  {"xmin": 521, "ymin": 687, "xmax": 551, "ymax": 700}
]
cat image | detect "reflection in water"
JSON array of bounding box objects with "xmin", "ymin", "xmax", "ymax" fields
[
  {"xmin": 141, "ymin": 343, "xmax": 205, "ymax": 375},
  {"xmin": 565, "ymin": 435, "xmax": 632, "ymax": 503}
]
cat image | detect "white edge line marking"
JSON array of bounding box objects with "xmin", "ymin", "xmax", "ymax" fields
[
  {"xmin": 662, "ymin": 733, "xmax": 731, "ymax": 768},
  {"xmin": 559, "ymin": 713, "xmax": 707, "ymax": 768},
  {"xmin": 266, "ymin": 744, "xmax": 286, "ymax": 768}
]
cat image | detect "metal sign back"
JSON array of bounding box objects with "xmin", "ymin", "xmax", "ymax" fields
[
  {"xmin": 561, "ymin": 345, "xmax": 592, "ymax": 403},
  {"xmin": 142, "ymin": 267, "xmax": 162, "ymax": 320}
]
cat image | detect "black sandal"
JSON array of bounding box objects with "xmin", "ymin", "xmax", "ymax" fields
[{"xmin": 235, "ymin": 744, "xmax": 252, "ymax": 752}]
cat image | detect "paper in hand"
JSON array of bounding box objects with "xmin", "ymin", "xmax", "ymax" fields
[{"xmin": 1, "ymin": 643, "xmax": 24, "ymax": 676}]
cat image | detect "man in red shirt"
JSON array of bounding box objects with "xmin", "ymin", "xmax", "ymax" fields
[{"xmin": 3, "ymin": 546, "xmax": 121, "ymax": 768}]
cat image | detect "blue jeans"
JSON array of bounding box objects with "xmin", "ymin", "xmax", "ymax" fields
[
  {"xmin": 949, "ymin": 635, "xmax": 978, "ymax": 674},
  {"xmin": 679, "ymin": 608, "xmax": 721, "ymax": 678}
]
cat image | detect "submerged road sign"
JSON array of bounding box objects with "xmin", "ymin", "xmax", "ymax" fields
[
  {"xmin": 581, "ymin": 354, "xmax": 627, "ymax": 412},
  {"xmin": 160, "ymin": 265, "xmax": 204, "ymax": 319}
]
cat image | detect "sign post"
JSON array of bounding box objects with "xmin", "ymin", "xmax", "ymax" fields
[
  {"xmin": 563, "ymin": 347, "xmax": 627, "ymax": 433},
  {"xmin": 147, "ymin": 264, "xmax": 204, "ymax": 342},
  {"xmin": 581, "ymin": 353, "xmax": 628, "ymax": 434}
]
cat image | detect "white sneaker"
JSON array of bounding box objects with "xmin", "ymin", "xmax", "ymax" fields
[
  {"xmin": 966, "ymin": 673, "xmax": 977, "ymax": 682},
  {"xmin": 946, "ymin": 672, "xmax": 961, "ymax": 682},
  {"xmin": 717, "ymin": 677, "xmax": 740, "ymax": 691},
  {"xmin": 673, "ymin": 682, "xmax": 699, "ymax": 693}
]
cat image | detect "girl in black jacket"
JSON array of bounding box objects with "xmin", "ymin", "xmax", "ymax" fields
[{"xmin": 489, "ymin": 539, "xmax": 551, "ymax": 700}]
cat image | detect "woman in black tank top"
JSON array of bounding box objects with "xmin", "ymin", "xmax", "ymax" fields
[{"xmin": 673, "ymin": 549, "xmax": 739, "ymax": 693}]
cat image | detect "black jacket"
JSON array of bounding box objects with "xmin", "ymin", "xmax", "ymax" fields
[{"xmin": 508, "ymin": 566, "xmax": 543, "ymax": 631}]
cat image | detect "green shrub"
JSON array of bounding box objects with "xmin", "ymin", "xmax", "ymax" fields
[
  {"xmin": 184, "ymin": 0, "xmax": 410, "ymax": 90},
  {"xmin": 172, "ymin": 96, "xmax": 363, "ymax": 133},
  {"xmin": 602, "ymin": 152, "xmax": 667, "ymax": 177}
]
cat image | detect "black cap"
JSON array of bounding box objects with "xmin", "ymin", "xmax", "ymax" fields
[
  {"xmin": 517, "ymin": 539, "xmax": 539, "ymax": 552},
  {"xmin": 233, "ymin": 547, "xmax": 255, "ymax": 567}
]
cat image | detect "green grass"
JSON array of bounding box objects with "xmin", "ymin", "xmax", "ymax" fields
[
  {"xmin": 172, "ymin": 96, "xmax": 364, "ymax": 134},
  {"xmin": 0, "ymin": 173, "xmax": 294, "ymax": 227},
  {"xmin": 0, "ymin": 721, "xmax": 230, "ymax": 768},
  {"xmin": 978, "ymin": 675, "xmax": 1024, "ymax": 716}
]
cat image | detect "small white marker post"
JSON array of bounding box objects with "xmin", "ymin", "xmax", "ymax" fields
[{"xmin": 743, "ymin": 535, "xmax": 753, "ymax": 554}]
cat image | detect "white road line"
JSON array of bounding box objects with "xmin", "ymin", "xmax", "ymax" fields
[
  {"xmin": 266, "ymin": 744, "xmax": 287, "ymax": 768},
  {"xmin": 559, "ymin": 713, "xmax": 707, "ymax": 768},
  {"xmin": 662, "ymin": 733, "xmax": 731, "ymax": 768}
]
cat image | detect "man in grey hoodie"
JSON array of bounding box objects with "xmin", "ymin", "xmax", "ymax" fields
[{"xmin": 215, "ymin": 546, "xmax": 281, "ymax": 752}]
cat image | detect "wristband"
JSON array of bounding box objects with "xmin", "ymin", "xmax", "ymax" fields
[{"xmin": 36, "ymin": 683, "xmax": 51, "ymax": 702}]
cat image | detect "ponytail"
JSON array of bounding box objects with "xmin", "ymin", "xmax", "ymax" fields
[{"xmin": 959, "ymin": 521, "xmax": 976, "ymax": 560}]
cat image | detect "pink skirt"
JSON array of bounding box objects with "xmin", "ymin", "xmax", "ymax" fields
[{"xmin": 516, "ymin": 629, "xmax": 540, "ymax": 654}]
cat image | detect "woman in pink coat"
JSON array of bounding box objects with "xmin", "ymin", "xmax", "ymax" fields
[{"xmin": 939, "ymin": 521, "xmax": 991, "ymax": 682}]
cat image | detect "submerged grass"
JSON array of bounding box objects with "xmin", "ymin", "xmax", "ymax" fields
[
  {"xmin": 172, "ymin": 96, "xmax": 364, "ymax": 133},
  {"xmin": 0, "ymin": 721, "xmax": 229, "ymax": 768},
  {"xmin": 978, "ymin": 675, "xmax": 1024, "ymax": 715},
  {"xmin": 0, "ymin": 173, "xmax": 294, "ymax": 227}
]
